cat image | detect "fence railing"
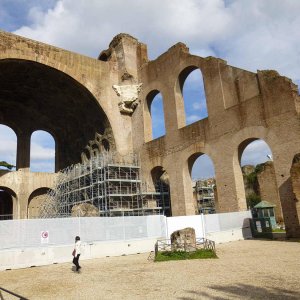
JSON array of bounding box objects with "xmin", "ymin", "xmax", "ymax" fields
[
  {"xmin": 0, "ymin": 287, "xmax": 29, "ymax": 300},
  {"xmin": 0, "ymin": 214, "xmax": 13, "ymax": 221},
  {"xmin": 155, "ymin": 237, "xmax": 215, "ymax": 256}
]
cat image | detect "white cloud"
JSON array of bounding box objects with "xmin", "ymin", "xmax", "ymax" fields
[
  {"xmin": 241, "ymin": 139, "xmax": 272, "ymax": 166},
  {"xmin": 30, "ymin": 161, "xmax": 55, "ymax": 173},
  {"xmin": 192, "ymin": 154, "xmax": 215, "ymax": 180},
  {"xmin": 186, "ymin": 114, "xmax": 200, "ymax": 123},
  {"xmin": 30, "ymin": 143, "xmax": 55, "ymax": 161},
  {"xmin": 1, "ymin": 0, "xmax": 300, "ymax": 173},
  {"xmin": 192, "ymin": 102, "xmax": 205, "ymax": 111},
  {"xmin": 191, "ymin": 140, "xmax": 272, "ymax": 180},
  {"xmin": 0, "ymin": 126, "xmax": 55, "ymax": 171},
  {"xmin": 0, "ymin": 125, "xmax": 17, "ymax": 166},
  {"xmin": 9, "ymin": 0, "xmax": 299, "ymax": 84}
]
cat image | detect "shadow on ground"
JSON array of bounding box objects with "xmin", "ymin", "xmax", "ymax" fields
[{"xmin": 178, "ymin": 283, "xmax": 300, "ymax": 300}]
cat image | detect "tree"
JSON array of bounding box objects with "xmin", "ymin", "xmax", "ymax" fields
[
  {"xmin": 246, "ymin": 193, "xmax": 261, "ymax": 208},
  {"xmin": 0, "ymin": 161, "xmax": 15, "ymax": 170}
]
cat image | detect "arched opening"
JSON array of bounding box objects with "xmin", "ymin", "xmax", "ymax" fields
[
  {"xmin": 91, "ymin": 143, "xmax": 99, "ymax": 157},
  {"xmin": 239, "ymin": 139, "xmax": 282, "ymax": 223},
  {"xmin": 0, "ymin": 59, "xmax": 114, "ymax": 170},
  {"xmin": 30, "ymin": 130, "xmax": 55, "ymax": 173},
  {"xmin": 146, "ymin": 90, "xmax": 166, "ymax": 140},
  {"xmin": 0, "ymin": 189, "xmax": 13, "ymax": 220},
  {"xmin": 150, "ymin": 166, "xmax": 171, "ymax": 216},
  {"xmin": 189, "ymin": 153, "xmax": 216, "ymax": 214},
  {"xmin": 0, "ymin": 187, "xmax": 17, "ymax": 220},
  {"xmin": 179, "ymin": 67, "xmax": 207, "ymax": 126},
  {"xmin": 0, "ymin": 124, "xmax": 17, "ymax": 170},
  {"xmin": 28, "ymin": 187, "xmax": 51, "ymax": 219},
  {"xmin": 102, "ymin": 139, "xmax": 110, "ymax": 151}
]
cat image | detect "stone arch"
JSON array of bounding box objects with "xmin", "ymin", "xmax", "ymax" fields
[
  {"xmin": 150, "ymin": 166, "xmax": 171, "ymax": 216},
  {"xmin": 144, "ymin": 84, "xmax": 166, "ymax": 142},
  {"xmin": 233, "ymin": 134, "xmax": 278, "ymax": 212},
  {"xmin": 0, "ymin": 51, "xmax": 92, "ymax": 99},
  {"xmin": 0, "ymin": 58, "xmax": 115, "ymax": 170},
  {"xmin": 0, "ymin": 186, "xmax": 18, "ymax": 219},
  {"xmin": 0, "ymin": 124, "xmax": 17, "ymax": 170},
  {"xmin": 144, "ymin": 89, "xmax": 166, "ymax": 142},
  {"xmin": 102, "ymin": 139, "xmax": 110, "ymax": 151},
  {"xmin": 175, "ymin": 65, "xmax": 207, "ymax": 128},
  {"xmin": 30, "ymin": 130, "xmax": 56, "ymax": 173},
  {"xmin": 187, "ymin": 152, "xmax": 216, "ymax": 214},
  {"xmin": 28, "ymin": 187, "xmax": 52, "ymax": 219}
]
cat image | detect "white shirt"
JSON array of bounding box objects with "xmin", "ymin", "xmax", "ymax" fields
[{"xmin": 75, "ymin": 240, "xmax": 81, "ymax": 255}]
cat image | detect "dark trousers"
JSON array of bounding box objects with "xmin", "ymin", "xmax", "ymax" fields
[{"xmin": 73, "ymin": 254, "xmax": 81, "ymax": 271}]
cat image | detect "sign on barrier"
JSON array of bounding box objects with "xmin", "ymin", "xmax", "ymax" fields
[{"xmin": 41, "ymin": 231, "xmax": 49, "ymax": 244}]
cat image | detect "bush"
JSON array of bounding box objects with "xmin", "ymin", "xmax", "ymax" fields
[
  {"xmin": 155, "ymin": 249, "xmax": 218, "ymax": 262},
  {"xmin": 246, "ymin": 193, "xmax": 261, "ymax": 208}
]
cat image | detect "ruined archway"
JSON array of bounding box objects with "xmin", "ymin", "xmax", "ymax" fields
[
  {"xmin": 188, "ymin": 153, "xmax": 216, "ymax": 214},
  {"xmin": 150, "ymin": 166, "xmax": 171, "ymax": 216},
  {"xmin": 0, "ymin": 59, "xmax": 115, "ymax": 171},
  {"xmin": 234, "ymin": 138, "xmax": 283, "ymax": 221},
  {"xmin": 28, "ymin": 187, "xmax": 52, "ymax": 219},
  {"xmin": 145, "ymin": 90, "xmax": 166, "ymax": 140},
  {"xmin": 30, "ymin": 130, "xmax": 55, "ymax": 173},
  {"xmin": 176, "ymin": 66, "xmax": 207, "ymax": 128},
  {"xmin": 0, "ymin": 186, "xmax": 17, "ymax": 219}
]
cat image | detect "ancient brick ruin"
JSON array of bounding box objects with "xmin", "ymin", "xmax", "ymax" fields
[{"xmin": 0, "ymin": 31, "xmax": 299, "ymax": 237}]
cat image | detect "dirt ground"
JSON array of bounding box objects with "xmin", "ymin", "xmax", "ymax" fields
[{"xmin": 0, "ymin": 239, "xmax": 300, "ymax": 300}]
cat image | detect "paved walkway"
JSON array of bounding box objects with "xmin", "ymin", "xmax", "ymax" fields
[{"xmin": 1, "ymin": 239, "xmax": 300, "ymax": 299}]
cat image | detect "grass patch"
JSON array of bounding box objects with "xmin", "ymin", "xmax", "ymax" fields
[
  {"xmin": 272, "ymin": 228, "xmax": 286, "ymax": 233},
  {"xmin": 155, "ymin": 249, "xmax": 218, "ymax": 262}
]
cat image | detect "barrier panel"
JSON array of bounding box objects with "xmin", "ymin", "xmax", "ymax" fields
[
  {"xmin": 0, "ymin": 211, "xmax": 251, "ymax": 251},
  {"xmin": 0, "ymin": 215, "xmax": 166, "ymax": 250}
]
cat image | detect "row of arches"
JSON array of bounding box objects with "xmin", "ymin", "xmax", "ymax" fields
[
  {"xmin": 147, "ymin": 68, "xmax": 207, "ymax": 140},
  {"xmin": 0, "ymin": 125, "xmax": 55, "ymax": 172},
  {"xmin": 0, "ymin": 138, "xmax": 274, "ymax": 219},
  {"xmin": 190, "ymin": 139, "xmax": 272, "ymax": 180},
  {"xmin": 150, "ymin": 138, "xmax": 274, "ymax": 215}
]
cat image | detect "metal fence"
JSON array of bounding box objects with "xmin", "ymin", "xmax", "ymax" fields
[{"xmin": 155, "ymin": 237, "xmax": 216, "ymax": 256}]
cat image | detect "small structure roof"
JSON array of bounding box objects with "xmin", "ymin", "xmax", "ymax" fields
[{"xmin": 254, "ymin": 200, "xmax": 276, "ymax": 208}]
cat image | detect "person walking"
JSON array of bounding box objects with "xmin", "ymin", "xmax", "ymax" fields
[{"xmin": 72, "ymin": 236, "xmax": 82, "ymax": 272}]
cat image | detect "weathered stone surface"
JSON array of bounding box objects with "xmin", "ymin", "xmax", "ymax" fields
[
  {"xmin": 0, "ymin": 30, "xmax": 300, "ymax": 237},
  {"xmin": 71, "ymin": 203, "xmax": 99, "ymax": 217},
  {"xmin": 289, "ymin": 154, "xmax": 300, "ymax": 237},
  {"xmin": 257, "ymin": 161, "xmax": 283, "ymax": 222},
  {"xmin": 170, "ymin": 227, "xmax": 196, "ymax": 252}
]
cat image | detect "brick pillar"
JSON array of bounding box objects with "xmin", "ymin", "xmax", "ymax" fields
[
  {"xmin": 214, "ymin": 154, "xmax": 247, "ymax": 213},
  {"xmin": 165, "ymin": 154, "xmax": 196, "ymax": 216},
  {"xmin": 274, "ymin": 159, "xmax": 300, "ymax": 238},
  {"xmin": 16, "ymin": 131, "xmax": 31, "ymax": 171},
  {"xmin": 289, "ymin": 155, "xmax": 300, "ymax": 237},
  {"xmin": 257, "ymin": 162, "xmax": 283, "ymax": 222}
]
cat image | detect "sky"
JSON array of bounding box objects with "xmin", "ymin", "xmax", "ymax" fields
[{"xmin": 0, "ymin": 0, "xmax": 299, "ymax": 177}]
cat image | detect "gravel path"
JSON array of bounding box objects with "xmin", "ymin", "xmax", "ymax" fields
[{"xmin": 1, "ymin": 239, "xmax": 300, "ymax": 300}]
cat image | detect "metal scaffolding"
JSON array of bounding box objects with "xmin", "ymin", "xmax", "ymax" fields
[{"xmin": 39, "ymin": 152, "xmax": 171, "ymax": 218}]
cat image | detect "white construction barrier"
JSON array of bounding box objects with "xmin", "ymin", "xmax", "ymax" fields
[{"xmin": 0, "ymin": 211, "xmax": 252, "ymax": 270}]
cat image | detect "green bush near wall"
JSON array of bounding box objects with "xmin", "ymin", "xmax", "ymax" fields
[{"xmin": 155, "ymin": 249, "xmax": 218, "ymax": 262}]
